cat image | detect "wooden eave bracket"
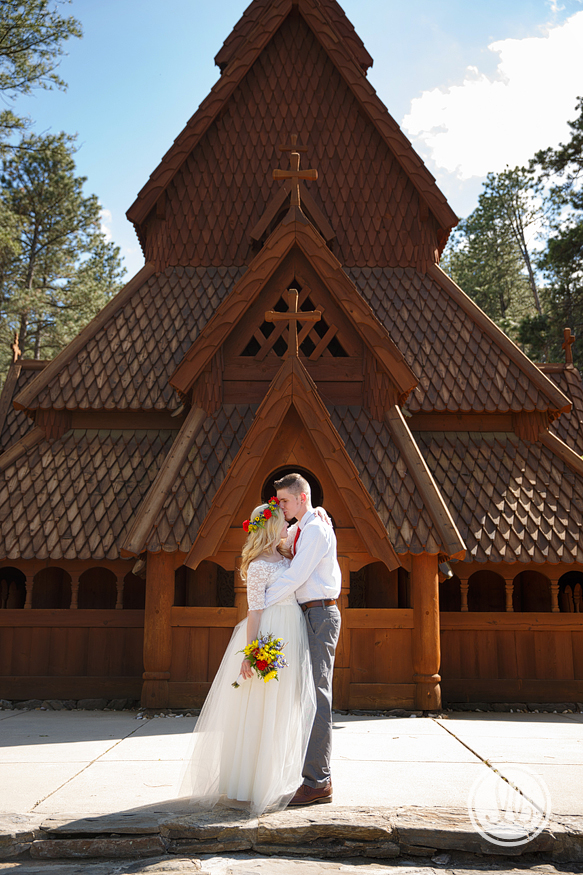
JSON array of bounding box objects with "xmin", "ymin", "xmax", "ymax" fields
[
  {"xmin": 170, "ymin": 218, "xmax": 417, "ymax": 400},
  {"xmin": 13, "ymin": 264, "xmax": 157, "ymax": 414},
  {"xmin": 185, "ymin": 355, "xmax": 401, "ymax": 572},
  {"xmin": 120, "ymin": 404, "xmax": 208, "ymax": 557},
  {"xmin": 0, "ymin": 426, "xmax": 45, "ymax": 473},
  {"xmin": 385, "ymin": 406, "xmax": 466, "ymax": 561},
  {"xmin": 429, "ymin": 264, "xmax": 572, "ymax": 419},
  {"xmin": 540, "ymin": 430, "xmax": 583, "ymax": 479}
]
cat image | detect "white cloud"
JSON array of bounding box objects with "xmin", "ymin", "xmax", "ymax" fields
[
  {"xmin": 402, "ymin": 11, "xmax": 583, "ymax": 180},
  {"xmin": 100, "ymin": 208, "xmax": 113, "ymax": 241}
]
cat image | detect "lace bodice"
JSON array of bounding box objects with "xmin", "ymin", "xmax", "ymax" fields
[{"xmin": 246, "ymin": 558, "xmax": 292, "ymax": 610}]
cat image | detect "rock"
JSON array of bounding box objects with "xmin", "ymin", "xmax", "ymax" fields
[
  {"xmin": 385, "ymin": 708, "xmax": 411, "ymax": 717},
  {"xmin": 492, "ymin": 702, "xmax": 527, "ymax": 712},
  {"xmin": 123, "ymin": 860, "xmax": 204, "ymax": 872},
  {"xmin": 0, "ymin": 699, "xmax": 12, "ymax": 709},
  {"xmin": 41, "ymin": 700, "xmax": 66, "ymax": 710},
  {"xmin": 13, "ymin": 699, "xmax": 43, "ymax": 710},
  {"xmin": 431, "ymin": 852, "xmax": 452, "ymax": 865},
  {"xmin": 161, "ymin": 810, "xmax": 257, "ymax": 850},
  {"xmin": 105, "ymin": 698, "xmax": 129, "ymax": 710},
  {"xmin": 447, "ymin": 703, "xmax": 477, "ymax": 711},
  {"xmin": 393, "ymin": 805, "xmax": 554, "ymax": 856},
  {"xmin": 41, "ymin": 813, "xmax": 164, "ymax": 835},
  {"xmin": 76, "ymin": 698, "xmax": 108, "ymax": 710},
  {"xmin": 30, "ymin": 836, "xmax": 166, "ymax": 859},
  {"xmin": 0, "ymin": 814, "xmax": 42, "ymax": 860},
  {"xmin": 527, "ymin": 703, "xmax": 546, "ymax": 711}
]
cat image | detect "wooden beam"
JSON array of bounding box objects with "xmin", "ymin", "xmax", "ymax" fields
[
  {"xmin": 540, "ymin": 430, "xmax": 583, "ymax": 478},
  {"xmin": 0, "ymin": 426, "xmax": 45, "ymax": 473},
  {"xmin": 142, "ymin": 550, "xmax": 175, "ymax": 708},
  {"xmin": 0, "ymin": 361, "xmax": 23, "ymax": 444},
  {"xmin": 411, "ymin": 553, "xmax": 441, "ymax": 710},
  {"xmin": 385, "ymin": 406, "xmax": 466, "ymax": 560},
  {"xmin": 121, "ymin": 405, "xmax": 207, "ymax": 556}
]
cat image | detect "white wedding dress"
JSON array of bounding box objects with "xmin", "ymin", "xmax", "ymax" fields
[{"xmin": 178, "ymin": 557, "xmax": 316, "ymax": 815}]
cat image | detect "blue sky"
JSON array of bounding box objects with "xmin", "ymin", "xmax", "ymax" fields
[{"xmin": 12, "ymin": 0, "xmax": 583, "ymax": 278}]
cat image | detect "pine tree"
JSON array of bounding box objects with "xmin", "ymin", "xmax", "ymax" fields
[{"xmin": 0, "ymin": 132, "xmax": 125, "ymax": 375}]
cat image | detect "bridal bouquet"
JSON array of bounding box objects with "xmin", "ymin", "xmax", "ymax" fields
[{"xmin": 232, "ymin": 633, "xmax": 288, "ymax": 687}]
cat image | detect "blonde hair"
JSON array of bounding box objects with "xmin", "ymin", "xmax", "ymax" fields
[{"xmin": 240, "ymin": 503, "xmax": 291, "ymax": 582}]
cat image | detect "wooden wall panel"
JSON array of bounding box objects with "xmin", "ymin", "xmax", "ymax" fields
[{"xmin": 0, "ymin": 612, "xmax": 144, "ymax": 699}]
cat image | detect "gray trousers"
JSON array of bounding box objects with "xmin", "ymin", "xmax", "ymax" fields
[{"xmin": 302, "ymin": 604, "xmax": 341, "ymax": 788}]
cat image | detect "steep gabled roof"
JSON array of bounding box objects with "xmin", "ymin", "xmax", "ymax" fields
[
  {"xmin": 0, "ymin": 359, "xmax": 46, "ymax": 451},
  {"xmin": 13, "ymin": 264, "xmax": 243, "ymax": 413},
  {"xmin": 170, "ymin": 208, "xmax": 417, "ymax": 401},
  {"xmin": 184, "ymin": 354, "xmax": 402, "ymax": 570},
  {"xmin": 349, "ymin": 264, "xmax": 571, "ymax": 417},
  {"xmin": 215, "ymin": 0, "xmax": 373, "ymax": 73},
  {"xmin": 126, "ymin": 0, "xmax": 456, "ymax": 249}
]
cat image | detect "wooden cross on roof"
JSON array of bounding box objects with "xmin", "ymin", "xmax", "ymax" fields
[
  {"xmin": 265, "ymin": 289, "xmax": 322, "ymax": 358},
  {"xmin": 563, "ymin": 327, "xmax": 576, "ymax": 365},
  {"xmin": 11, "ymin": 333, "xmax": 21, "ymax": 363},
  {"xmin": 273, "ymin": 134, "xmax": 318, "ymax": 208}
]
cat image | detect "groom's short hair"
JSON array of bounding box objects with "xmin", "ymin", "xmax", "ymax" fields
[{"xmin": 274, "ymin": 472, "xmax": 311, "ymax": 501}]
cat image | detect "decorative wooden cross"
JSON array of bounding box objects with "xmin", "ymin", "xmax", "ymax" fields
[
  {"xmin": 11, "ymin": 332, "xmax": 21, "ymax": 363},
  {"xmin": 265, "ymin": 289, "xmax": 322, "ymax": 358},
  {"xmin": 563, "ymin": 327, "xmax": 576, "ymax": 365},
  {"xmin": 273, "ymin": 134, "xmax": 318, "ymax": 208}
]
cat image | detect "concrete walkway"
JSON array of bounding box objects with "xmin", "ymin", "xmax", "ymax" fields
[
  {"xmin": 0, "ymin": 707, "xmax": 581, "ymax": 817},
  {"xmin": 0, "ymin": 706, "xmax": 582, "ymax": 867}
]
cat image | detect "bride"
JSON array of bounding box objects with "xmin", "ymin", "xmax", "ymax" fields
[{"xmin": 178, "ymin": 497, "xmax": 316, "ymax": 814}]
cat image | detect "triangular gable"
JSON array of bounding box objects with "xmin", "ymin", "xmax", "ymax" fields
[
  {"xmin": 215, "ymin": 0, "xmax": 373, "ymax": 74},
  {"xmin": 126, "ymin": 0, "xmax": 456, "ymax": 247},
  {"xmin": 184, "ymin": 354, "xmax": 401, "ymax": 571},
  {"xmin": 170, "ymin": 209, "xmax": 417, "ymax": 402}
]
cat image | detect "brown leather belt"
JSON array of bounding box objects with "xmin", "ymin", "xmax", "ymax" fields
[{"xmin": 300, "ymin": 599, "xmax": 337, "ymax": 611}]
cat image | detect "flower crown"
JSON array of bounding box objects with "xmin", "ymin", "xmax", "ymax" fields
[{"xmin": 242, "ymin": 497, "xmax": 280, "ymax": 533}]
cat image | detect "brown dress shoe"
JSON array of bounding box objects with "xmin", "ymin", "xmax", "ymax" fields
[{"xmin": 288, "ymin": 781, "xmax": 333, "ymax": 806}]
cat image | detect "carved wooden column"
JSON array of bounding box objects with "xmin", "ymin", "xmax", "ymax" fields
[
  {"xmin": 234, "ymin": 557, "xmax": 247, "ymax": 624},
  {"xmin": 332, "ymin": 555, "xmax": 351, "ymax": 710},
  {"xmin": 505, "ymin": 580, "xmax": 514, "ymax": 612},
  {"xmin": 412, "ymin": 553, "xmax": 441, "ymax": 711},
  {"xmin": 24, "ymin": 575, "xmax": 33, "ymax": 609},
  {"xmin": 460, "ymin": 578, "xmax": 469, "ymax": 612},
  {"xmin": 69, "ymin": 572, "xmax": 81, "ymax": 609},
  {"xmin": 142, "ymin": 551, "xmax": 175, "ymax": 709},
  {"xmin": 115, "ymin": 574, "xmax": 124, "ymax": 610},
  {"xmin": 550, "ymin": 579, "xmax": 560, "ymax": 613}
]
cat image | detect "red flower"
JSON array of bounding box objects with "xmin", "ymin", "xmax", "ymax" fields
[
  {"xmin": 269, "ymin": 496, "xmax": 279, "ymax": 504},
  {"xmin": 256, "ymin": 660, "xmax": 268, "ymax": 671},
  {"xmin": 264, "ymin": 509, "xmax": 272, "ymax": 519},
  {"xmin": 242, "ymin": 520, "xmax": 250, "ymax": 533}
]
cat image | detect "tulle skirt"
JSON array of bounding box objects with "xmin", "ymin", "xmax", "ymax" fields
[{"xmin": 178, "ymin": 599, "xmax": 316, "ymax": 815}]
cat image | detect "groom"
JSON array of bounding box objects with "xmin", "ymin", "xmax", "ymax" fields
[{"xmin": 263, "ymin": 472, "xmax": 341, "ymax": 805}]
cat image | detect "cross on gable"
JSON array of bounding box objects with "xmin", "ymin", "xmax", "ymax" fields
[
  {"xmin": 11, "ymin": 332, "xmax": 21, "ymax": 363},
  {"xmin": 265, "ymin": 289, "xmax": 322, "ymax": 358},
  {"xmin": 563, "ymin": 327, "xmax": 576, "ymax": 365},
  {"xmin": 273, "ymin": 134, "xmax": 318, "ymax": 208}
]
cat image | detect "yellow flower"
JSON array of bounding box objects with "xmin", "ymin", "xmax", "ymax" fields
[{"xmin": 263, "ymin": 670, "xmax": 277, "ymax": 683}]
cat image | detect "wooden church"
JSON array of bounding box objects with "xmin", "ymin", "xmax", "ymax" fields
[{"xmin": 2, "ymin": 0, "xmax": 583, "ymax": 711}]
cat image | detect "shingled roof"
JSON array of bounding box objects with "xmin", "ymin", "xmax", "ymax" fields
[
  {"xmin": 127, "ymin": 0, "xmax": 457, "ymax": 267},
  {"xmin": 417, "ymin": 430, "xmax": 583, "ymax": 565},
  {"xmin": 215, "ymin": 0, "xmax": 373, "ymax": 73},
  {"xmin": 14, "ymin": 265, "xmax": 243, "ymax": 413},
  {"xmin": 0, "ymin": 360, "xmax": 46, "ymax": 452},
  {"xmin": 349, "ymin": 265, "xmax": 571, "ymax": 416}
]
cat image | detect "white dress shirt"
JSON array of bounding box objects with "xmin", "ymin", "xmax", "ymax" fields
[{"xmin": 264, "ymin": 509, "xmax": 341, "ymax": 606}]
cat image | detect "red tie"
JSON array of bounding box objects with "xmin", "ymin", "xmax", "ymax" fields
[{"xmin": 293, "ymin": 527, "xmax": 301, "ymax": 556}]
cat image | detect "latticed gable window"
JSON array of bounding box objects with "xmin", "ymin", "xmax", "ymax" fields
[{"xmin": 240, "ymin": 283, "xmax": 348, "ymax": 360}]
